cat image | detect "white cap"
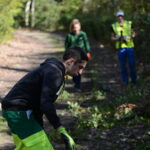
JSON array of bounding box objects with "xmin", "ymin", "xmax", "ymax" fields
[{"xmin": 116, "ymin": 11, "xmax": 124, "ymax": 17}]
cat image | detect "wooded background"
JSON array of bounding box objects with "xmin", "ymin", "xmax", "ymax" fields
[
  {"xmin": 0, "ymin": 0, "xmax": 150, "ymax": 66},
  {"xmin": 0, "ymin": 1, "xmax": 150, "ymax": 149}
]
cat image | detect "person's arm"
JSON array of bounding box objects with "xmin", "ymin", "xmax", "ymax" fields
[
  {"xmin": 40, "ymin": 65, "xmax": 63, "ymax": 129},
  {"xmin": 131, "ymin": 30, "xmax": 136, "ymax": 38},
  {"xmin": 111, "ymin": 32, "xmax": 117, "ymax": 41},
  {"xmin": 111, "ymin": 27, "xmax": 118, "ymax": 41},
  {"xmin": 65, "ymin": 34, "xmax": 71, "ymax": 50},
  {"xmin": 131, "ymin": 22, "xmax": 136, "ymax": 38},
  {"xmin": 83, "ymin": 32, "xmax": 91, "ymax": 53}
]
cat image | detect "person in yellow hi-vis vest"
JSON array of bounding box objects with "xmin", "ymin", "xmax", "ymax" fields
[
  {"xmin": 111, "ymin": 11, "xmax": 137, "ymax": 85},
  {"xmin": 2, "ymin": 47, "xmax": 88, "ymax": 150}
]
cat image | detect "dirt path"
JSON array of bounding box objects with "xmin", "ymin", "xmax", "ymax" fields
[{"xmin": 0, "ymin": 29, "xmax": 65, "ymax": 98}]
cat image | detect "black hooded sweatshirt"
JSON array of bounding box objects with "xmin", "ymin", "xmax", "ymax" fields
[{"xmin": 2, "ymin": 58, "xmax": 65, "ymax": 129}]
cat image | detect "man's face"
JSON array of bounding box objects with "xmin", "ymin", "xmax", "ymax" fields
[
  {"xmin": 68, "ymin": 60, "xmax": 87, "ymax": 76},
  {"xmin": 117, "ymin": 15, "xmax": 124, "ymax": 23}
]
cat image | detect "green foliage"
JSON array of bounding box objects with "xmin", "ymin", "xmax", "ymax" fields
[
  {"xmin": 0, "ymin": 115, "xmax": 6, "ymax": 130},
  {"xmin": 92, "ymin": 90, "xmax": 106, "ymax": 101},
  {"xmin": 66, "ymin": 82, "xmax": 149, "ymax": 130},
  {"xmin": 0, "ymin": 117, "xmax": 5, "ymax": 124},
  {"xmin": 85, "ymin": 106, "xmax": 114, "ymax": 129},
  {"xmin": 57, "ymin": 0, "xmax": 83, "ymax": 28},
  {"xmin": 0, "ymin": 0, "xmax": 26, "ymax": 42},
  {"xmin": 33, "ymin": 0, "xmax": 62, "ymax": 30},
  {"xmin": 59, "ymin": 90, "xmax": 73, "ymax": 100},
  {"xmin": 114, "ymin": 85, "xmax": 147, "ymax": 105},
  {"xmin": 127, "ymin": 116, "xmax": 148, "ymax": 126},
  {"xmin": 114, "ymin": 108, "xmax": 132, "ymax": 120},
  {"xmin": 13, "ymin": 0, "xmax": 27, "ymax": 28},
  {"xmin": 67, "ymin": 101, "xmax": 115, "ymax": 129},
  {"xmin": 67, "ymin": 101, "xmax": 84, "ymax": 118},
  {"xmin": 133, "ymin": 13, "xmax": 150, "ymax": 65}
]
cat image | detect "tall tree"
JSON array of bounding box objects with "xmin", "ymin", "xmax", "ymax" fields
[
  {"xmin": 25, "ymin": 0, "xmax": 32, "ymax": 26},
  {"xmin": 25, "ymin": 0, "xmax": 35, "ymax": 27},
  {"xmin": 0, "ymin": 0, "xmax": 26, "ymax": 42}
]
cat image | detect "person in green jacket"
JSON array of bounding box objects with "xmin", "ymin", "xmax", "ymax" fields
[{"xmin": 65, "ymin": 18, "xmax": 91, "ymax": 92}]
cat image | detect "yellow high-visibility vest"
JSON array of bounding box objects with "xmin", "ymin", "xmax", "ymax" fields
[{"xmin": 112, "ymin": 20, "xmax": 134, "ymax": 49}]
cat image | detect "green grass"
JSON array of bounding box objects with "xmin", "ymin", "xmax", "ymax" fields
[
  {"xmin": 65, "ymin": 76, "xmax": 150, "ymax": 130},
  {"xmin": 0, "ymin": 116, "xmax": 6, "ymax": 131}
]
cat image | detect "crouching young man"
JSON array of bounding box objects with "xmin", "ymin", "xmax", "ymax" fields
[{"xmin": 2, "ymin": 46, "xmax": 88, "ymax": 150}]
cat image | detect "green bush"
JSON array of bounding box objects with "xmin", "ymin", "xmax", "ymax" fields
[
  {"xmin": 59, "ymin": 90, "xmax": 73, "ymax": 100},
  {"xmin": 33, "ymin": 0, "xmax": 62, "ymax": 30},
  {"xmin": 0, "ymin": 0, "xmax": 26, "ymax": 42},
  {"xmin": 133, "ymin": 13, "xmax": 150, "ymax": 65},
  {"xmin": 66, "ymin": 83, "xmax": 149, "ymax": 130}
]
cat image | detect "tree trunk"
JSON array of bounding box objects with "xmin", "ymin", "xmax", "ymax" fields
[
  {"xmin": 25, "ymin": 0, "xmax": 32, "ymax": 27},
  {"xmin": 82, "ymin": 0, "xmax": 90, "ymax": 13},
  {"xmin": 31, "ymin": 0, "xmax": 35, "ymax": 28}
]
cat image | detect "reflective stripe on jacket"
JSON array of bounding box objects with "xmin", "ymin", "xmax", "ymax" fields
[{"xmin": 112, "ymin": 20, "xmax": 134, "ymax": 49}]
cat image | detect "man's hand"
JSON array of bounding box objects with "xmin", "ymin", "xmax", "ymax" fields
[
  {"xmin": 57, "ymin": 127, "xmax": 76, "ymax": 150},
  {"xmin": 118, "ymin": 36, "xmax": 124, "ymax": 41},
  {"xmin": 118, "ymin": 36, "xmax": 127, "ymax": 43},
  {"xmin": 86, "ymin": 53, "xmax": 91, "ymax": 61}
]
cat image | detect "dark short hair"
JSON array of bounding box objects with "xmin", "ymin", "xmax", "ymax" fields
[{"xmin": 63, "ymin": 46, "xmax": 88, "ymax": 62}]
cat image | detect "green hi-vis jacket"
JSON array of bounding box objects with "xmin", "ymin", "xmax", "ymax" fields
[
  {"xmin": 112, "ymin": 20, "xmax": 134, "ymax": 49},
  {"xmin": 65, "ymin": 31, "xmax": 90, "ymax": 53}
]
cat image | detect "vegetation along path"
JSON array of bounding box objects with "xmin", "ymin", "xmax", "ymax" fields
[{"xmin": 0, "ymin": 29, "xmax": 150, "ymax": 150}]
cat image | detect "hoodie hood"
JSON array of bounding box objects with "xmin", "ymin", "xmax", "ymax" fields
[{"xmin": 40, "ymin": 58, "xmax": 65, "ymax": 76}]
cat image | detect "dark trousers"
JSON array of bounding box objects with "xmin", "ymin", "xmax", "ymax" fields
[
  {"xmin": 117, "ymin": 48, "xmax": 137, "ymax": 84},
  {"xmin": 73, "ymin": 74, "xmax": 81, "ymax": 89}
]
